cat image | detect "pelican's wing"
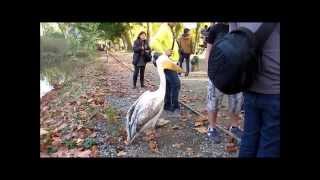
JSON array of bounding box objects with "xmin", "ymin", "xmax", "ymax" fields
[
  {"xmin": 130, "ymin": 92, "xmax": 163, "ymax": 132},
  {"xmin": 126, "ymin": 91, "xmax": 151, "ymax": 122}
]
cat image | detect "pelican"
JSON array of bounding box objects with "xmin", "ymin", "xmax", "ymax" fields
[{"xmin": 126, "ymin": 53, "xmax": 182, "ymax": 144}]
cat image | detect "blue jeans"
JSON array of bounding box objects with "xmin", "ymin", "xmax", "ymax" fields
[
  {"xmin": 164, "ymin": 69, "xmax": 181, "ymax": 111},
  {"xmin": 239, "ymin": 92, "xmax": 280, "ymax": 158}
]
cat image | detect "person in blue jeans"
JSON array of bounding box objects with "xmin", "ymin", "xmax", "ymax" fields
[
  {"xmin": 229, "ymin": 23, "xmax": 280, "ymax": 157},
  {"xmin": 164, "ymin": 69, "xmax": 181, "ymax": 112}
]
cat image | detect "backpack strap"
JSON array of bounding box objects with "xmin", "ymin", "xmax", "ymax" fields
[{"xmin": 254, "ymin": 23, "xmax": 277, "ymax": 50}]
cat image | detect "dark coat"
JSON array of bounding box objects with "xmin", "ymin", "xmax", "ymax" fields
[{"xmin": 132, "ymin": 39, "xmax": 150, "ymax": 65}]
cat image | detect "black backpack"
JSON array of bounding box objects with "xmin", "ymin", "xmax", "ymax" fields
[{"xmin": 208, "ymin": 23, "xmax": 276, "ymax": 94}]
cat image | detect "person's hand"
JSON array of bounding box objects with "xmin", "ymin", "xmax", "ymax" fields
[
  {"xmin": 145, "ymin": 50, "xmax": 149, "ymax": 53},
  {"xmin": 165, "ymin": 49, "xmax": 173, "ymax": 56}
]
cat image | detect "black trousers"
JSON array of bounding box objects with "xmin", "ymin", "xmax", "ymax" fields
[
  {"xmin": 179, "ymin": 52, "xmax": 190, "ymax": 74},
  {"xmin": 133, "ymin": 65, "xmax": 145, "ymax": 87}
]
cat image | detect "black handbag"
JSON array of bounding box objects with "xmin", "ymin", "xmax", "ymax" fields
[{"xmin": 143, "ymin": 51, "xmax": 152, "ymax": 63}]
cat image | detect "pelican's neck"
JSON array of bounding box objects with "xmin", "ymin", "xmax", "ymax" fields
[{"xmin": 156, "ymin": 67, "xmax": 166, "ymax": 97}]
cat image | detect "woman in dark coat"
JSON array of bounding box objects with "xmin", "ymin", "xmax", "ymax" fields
[{"xmin": 132, "ymin": 31, "xmax": 150, "ymax": 88}]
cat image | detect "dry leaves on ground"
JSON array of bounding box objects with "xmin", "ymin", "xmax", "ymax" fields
[
  {"xmin": 117, "ymin": 151, "xmax": 127, "ymax": 157},
  {"xmin": 172, "ymin": 143, "xmax": 184, "ymax": 149},
  {"xmin": 193, "ymin": 126, "xmax": 208, "ymax": 134},
  {"xmin": 156, "ymin": 118, "xmax": 170, "ymax": 128}
]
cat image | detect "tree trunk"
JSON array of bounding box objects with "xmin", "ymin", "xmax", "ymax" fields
[
  {"xmin": 123, "ymin": 30, "xmax": 133, "ymax": 51},
  {"xmin": 121, "ymin": 36, "xmax": 127, "ymax": 50},
  {"xmin": 194, "ymin": 23, "xmax": 201, "ymax": 54},
  {"xmin": 147, "ymin": 23, "xmax": 150, "ymax": 43}
]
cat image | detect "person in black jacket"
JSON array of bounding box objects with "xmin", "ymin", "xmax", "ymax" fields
[{"xmin": 132, "ymin": 31, "xmax": 150, "ymax": 89}]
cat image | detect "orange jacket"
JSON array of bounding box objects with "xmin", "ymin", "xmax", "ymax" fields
[{"xmin": 178, "ymin": 34, "xmax": 194, "ymax": 54}]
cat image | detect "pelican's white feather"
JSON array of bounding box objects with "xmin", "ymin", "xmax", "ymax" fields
[{"xmin": 126, "ymin": 54, "xmax": 168, "ymax": 144}]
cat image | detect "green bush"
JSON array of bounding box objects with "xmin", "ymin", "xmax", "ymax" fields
[
  {"xmin": 41, "ymin": 37, "xmax": 69, "ymax": 54},
  {"xmin": 63, "ymin": 139, "xmax": 77, "ymax": 149},
  {"xmin": 83, "ymin": 137, "xmax": 96, "ymax": 149},
  {"xmin": 75, "ymin": 50, "xmax": 90, "ymax": 58}
]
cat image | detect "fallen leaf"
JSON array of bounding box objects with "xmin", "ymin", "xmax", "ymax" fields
[
  {"xmin": 50, "ymin": 147, "xmax": 68, "ymax": 157},
  {"xmin": 193, "ymin": 126, "xmax": 208, "ymax": 134},
  {"xmin": 54, "ymin": 123, "xmax": 67, "ymax": 132},
  {"xmin": 145, "ymin": 129, "xmax": 154, "ymax": 136},
  {"xmin": 40, "ymin": 152, "xmax": 50, "ymax": 158},
  {"xmin": 172, "ymin": 125, "xmax": 180, "ymax": 130},
  {"xmin": 117, "ymin": 151, "xmax": 127, "ymax": 157},
  {"xmin": 186, "ymin": 148, "xmax": 193, "ymax": 153},
  {"xmin": 76, "ymin": 138, "xmax": 84, "ymax": 145},
  {"xmin": 148, "ymin": 141, "xmax": 159, "ymax": 153},
  {"xmin": 51, "ymin": 137, "xmax": 62, "ymax": 146},
  {"xmin": 172, "ymin": 143, "xmax": 184, "ymax": 148},
  {"xmin": 106, "ymin": 136, "xmax": 117, "ymax": 145},
  {"xmin": 228, "ymin": 137, "xmax": 237, "ymax": 143},
  {"xmin": 80, "ymin": 95, "xmax": 88, "ymax": 99},
  {"xmin": 63, "ymin": 133, "xmax": 72, "ymax": 140},
  {"xmin": 91, "ymin": 145, "xmax": 98, "ymax": 157},
  {"xmin": 79, "ymin": 111, "xmax": 88, "ymax": 119},
  {"xmin": 77, "ymin": 125, "xmax": 84, "ymax": 130},
  {"xmin": 194, "ymin": 121, "xmax": 204, "ymax": 127},
  {"xmin": 77, "ymin": 149, "xmax": 92, "ymax": 157},
  {"xmin": 195, "ymin": 116, "xmax": 208, "ymax": 122},
  {"xmin": 89, "ymin": 132, "xmax": 97, "ymax": 138},
  {"xmin": 40, "ymin": 128, "xmax": 49, "ymax": 136},
  {"xmin": 156, "ymin": 118, "xmax": 170, "ymax": 128},
  {"xmin": 144, "ymin": 130, "xmax": 156, "ymax": 141},
  {"xmin": 69, "ymin": 101, "xmax": 77, "ymax": 105},
  {"xmin": 42, "ymin": 106, "xmax": 49, "ymax": 112},
  {"xmin": 225, "ymin": 143, "xmax": 238, "ymax": 153},
  {"xmin": 88, "ymin": 98, "xmax": 95, "ymax": 103},
  {"xmin": 181, "ymin": 118, "xmax": 188, "ymax": 122},
  {"xmin": 71, "ymin": 131, "xmax": 78, "ymax": 137},
  {"xmin": 40, "ymin": 143, "xmax": 49, "ymax": 152}
]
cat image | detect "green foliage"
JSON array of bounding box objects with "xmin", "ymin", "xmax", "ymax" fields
[
  {"xmin": 63, "ymin": 139, "xmax": 77, "ymax": 149},
  {"xmin": 97, "ymin": 22, "xmax": 127, "ymax": 41},
  {"xmin": 47, "ymin": 146, "xmax": 58, "ymax": 153},
  {"xmin": 40, "ymin": 37, "xmax": 69, "ymax": 54},
  {"xmin": 75, "ymin": 50, "xmax": 90, "ymax": 58},
  {"xmin": 83, "ymin": 137, "xmax": 96, "ymax": 149},
  {"xmin": 174, "ymin": 23, "xmax": 184, "ymax": 37},
  {"xmin": 104, "ymin": 106, "xmax": 117, "ymax": 121}
]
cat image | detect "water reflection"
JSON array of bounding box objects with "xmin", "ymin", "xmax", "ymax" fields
[
  {"xmin": 40, "ymin": 77, "xmax": 53, "ymax": 97},
  {"xmin": 40, "ymin": 56, "xmax": 89, "ymax": 98}
]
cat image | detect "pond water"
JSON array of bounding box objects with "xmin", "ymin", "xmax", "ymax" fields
[
  {"xmin": 40, "ymin": 77, "xmax": 54, "ymax": 98},
  {"xmin": 40, "ymin": 54, "xmax": 91, "ymax": 98}
]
